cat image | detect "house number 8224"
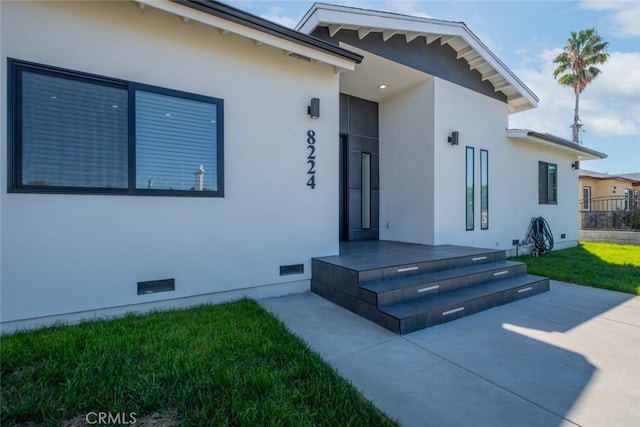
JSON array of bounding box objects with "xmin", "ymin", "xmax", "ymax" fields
[{"xmin": 306, "ymin": 130, "xmax": 316, "ymax": 189}]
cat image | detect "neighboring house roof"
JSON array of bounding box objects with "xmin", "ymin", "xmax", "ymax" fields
[
  {"xmin": 619, "ymin": 173, "xmax": 640, "ymax": 183},
  {"xmin": 506, "ymin": 129, "xmax": 607, "ymax": 161},
  {"xmin": 138, "ymin": 0, "xmax": 363, "ymax": 70},
  {"xmin": 579, "ymin": 169, "xmax": 640, "ymax": 186},
  {"xmin": 297, "ymin": 3, "xmax": 538, "ymax": 113}
]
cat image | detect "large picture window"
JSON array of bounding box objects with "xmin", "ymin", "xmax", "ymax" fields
[
  {"xmin": 538, "ymin": 161, "xmax": 557, "ymax": 204},
  {"xmin": 9, "ymin": 59, "xmax": 224, "ymax": 196}
]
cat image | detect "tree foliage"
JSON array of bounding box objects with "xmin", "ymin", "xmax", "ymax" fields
[{"xmin": 552, "ymin": 28, "xmax": 610, "ymax": 143}]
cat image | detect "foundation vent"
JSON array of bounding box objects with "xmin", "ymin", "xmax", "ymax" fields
[
  {"xmin": 280, "ymin": 264, "xmax": 304, "ymax": 276},
  {"xmin": 137, "ymin": 278, "xmax": 175, "ymax": 295}
]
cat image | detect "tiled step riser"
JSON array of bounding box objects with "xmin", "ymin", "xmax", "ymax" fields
[
  {"xmin": 373, "ymin": 263, "xmax": 528, "ymax": 307},
  {"xmin": 360, "ymin": 251, "xmax": 506, "ymax": 285},
  {"xmin": 312, "ymin": 260, "xmax": 360, "ymax": 297},
  {"xmin": 399, "ymin": 279, "xmax": 550, "ymax": 334},
  {"xmin": 311, "ymin": 280, "xmax": 401, "ymax": 333}
]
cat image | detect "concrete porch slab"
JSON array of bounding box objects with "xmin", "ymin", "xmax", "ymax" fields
[{"xmin": 259, "ymin": 281, "xmax": 640, "ymax": 427}]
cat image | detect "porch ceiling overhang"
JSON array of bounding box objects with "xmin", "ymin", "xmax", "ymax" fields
[
  {"xmin": 339, "ymin": 44, "xmax": 431, "ymax": 102},
  {"xmin": 136, "ymin": 0, "xmax": 362, "ymax": 72},
  {"xmin": 297, "ymin": 3, "xmax": 539, "ymax": 113},
  {"xmin": 506, "ymin": 129, "xmax": 608, "ymax": 161}
]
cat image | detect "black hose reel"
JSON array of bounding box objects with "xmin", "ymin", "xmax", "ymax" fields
[{"xmin": 525, "ymin": 216, "xmax": 554, "ymax": 256}]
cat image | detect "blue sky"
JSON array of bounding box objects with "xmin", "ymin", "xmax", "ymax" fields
[{"xmin": 227, "ymin": 0, "xmax": 639, "ymax": 174}]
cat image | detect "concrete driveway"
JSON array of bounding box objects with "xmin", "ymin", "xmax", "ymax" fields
[{"xmin": 259, "ymin": 281, "xmax": 639, "ymax": 427}]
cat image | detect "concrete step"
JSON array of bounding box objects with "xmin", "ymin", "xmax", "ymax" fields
[
  {"xmin": 379, "ymin": 274, "xmax": 550, "ymax": 334},
  {"xmin": 359, "ymin": 260, "xmax": 527, "ymax": 306},
  {"xmin": 364, "ymin": 249, "xmax": 506, "ymax": 284}
]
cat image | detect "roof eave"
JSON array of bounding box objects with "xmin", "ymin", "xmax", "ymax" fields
[
  {"xmin": 138, "ymin": 0, "xmax": 362, "ymax": 70},
  {"xmin": 506, "ymin": 129, "xmax": 607, "ymax": 161},
  {"xmin": 297, "ymin": 3, "xmax": 538, "ymax": 113}
]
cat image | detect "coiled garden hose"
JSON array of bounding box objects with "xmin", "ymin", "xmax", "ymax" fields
[{"xmin": 525, "ymin": 216, "xmax": 554, "ymax": 256}]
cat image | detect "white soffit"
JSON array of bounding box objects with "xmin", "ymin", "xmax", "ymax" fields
[
  {"xmin": 339, "ymin": 44, "xmax": 430, "ymax": 102},
  {"xmin": 135, "ymin": 0, "xmax": 358, "ymax": 72},
  {"xmin": 297, "ymin": 3, "xmax": 539, "ymax": 113}
]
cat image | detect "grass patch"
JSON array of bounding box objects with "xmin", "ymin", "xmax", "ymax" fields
[
  {"xmin": 513, "ymin": 241, "xmax": 640, "ymax": 295},
  {"xmin": 1, "ymin": 299, "xmax": 397, "ymax": 426}
]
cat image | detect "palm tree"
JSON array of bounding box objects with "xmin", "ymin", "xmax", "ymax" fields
[{"xmin": 552, "ymin": 28, "xmax": 610, "ymax": 144}]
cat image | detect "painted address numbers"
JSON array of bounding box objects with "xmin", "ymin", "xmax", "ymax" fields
[{"xmin": 306, "ymin": 130, "xmax": 316, "ymax": 189}]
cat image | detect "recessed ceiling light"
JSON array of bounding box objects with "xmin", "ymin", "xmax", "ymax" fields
[{"xmin": 378, "ymin": 84, "xmax": 388, "ymax": 89}]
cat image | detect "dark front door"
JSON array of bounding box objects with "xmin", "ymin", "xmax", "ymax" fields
[{"xmin": 339, "ymin": 134, "xmax": 379, "ymax": 241}]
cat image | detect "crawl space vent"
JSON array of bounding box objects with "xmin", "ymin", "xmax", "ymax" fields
[
  {"xmin": 280, "ymin": 264, "xmax": 304, "ymax": 276},
  {"xmin": 137, "ymin": 278, "xmax": 175, "ymax": 295}
]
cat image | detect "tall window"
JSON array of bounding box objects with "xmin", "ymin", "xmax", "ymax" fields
[
  {"xmin": 9, "ymin": 59, "xmax": 224, "ymax": 196},
  {"xmin": 466, "ymin": 146, "xmax": 474, "ymax": 230},
  {"xmin": 538, "ymin": 161, "xmax": 557, "ymax": 204},
  {"xmin": 361, "ymin": 153, "xmax": 371, "ymax": 230},
  {"xmin": 582, "ymin": 186, "xmax": 591, "ymax": 211},
  {"xmin": 480, "ymin": 149, "xmax": 488, "ymax": 229}
]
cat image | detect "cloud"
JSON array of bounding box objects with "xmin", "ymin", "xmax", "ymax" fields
[
  {"xmin": 579, "ymin": 0, "xmax": 640, "ymax": 38},
  {"xmin": 510, "ymin": 50, "xmax": 639, "ymax": 140},
  {"xmin": 588, "ymin": 52, "xmax": 640, "ymax": 98}
]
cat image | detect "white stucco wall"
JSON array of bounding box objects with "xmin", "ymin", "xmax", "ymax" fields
[
  {"xmin": 432, "ymin": 78, "xmax": 579, "ymax": 252},
  {"xmin": 0, "ymin": 1, "xmax": 341, "ymax": 327},
  {"xmin": 377, "ymin": 76, "xmax": 580, "ymax": 253},
  {"xmin": 379, "ymin": 79, "xmax": 435, "ymax": 244}
]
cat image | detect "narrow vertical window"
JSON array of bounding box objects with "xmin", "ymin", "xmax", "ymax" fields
[
  {"xmin": 547, "ymin": 163, "xmax": 557, "ymax": 203},
  {"xmin": 466, "ymin": 146, "xmax": 474, "ymax": 230},
  {"xmin": 480, "ymin": 149, "xmax": 488, "ymax": 230},
  {"xmin": 582, "ymin": 186, "xmax": 591, "ymax": 211},
  {"xmin": 361, "ymin": 152, "xmax": 371, "ymax": 230}
]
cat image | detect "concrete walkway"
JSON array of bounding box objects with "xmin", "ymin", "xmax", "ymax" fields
[{"xmin": 259, "ymin": 281, "xmax": 640, "ymax": 427}]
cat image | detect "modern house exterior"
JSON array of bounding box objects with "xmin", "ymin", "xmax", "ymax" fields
[{"xmin": 0, "ymin": 0, "xmax": 606, "ymax": 332}]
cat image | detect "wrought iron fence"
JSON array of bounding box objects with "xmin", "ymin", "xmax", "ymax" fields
[{"xmin": 579, "ymin": 195, "xmax": 640, "ymax": 231}]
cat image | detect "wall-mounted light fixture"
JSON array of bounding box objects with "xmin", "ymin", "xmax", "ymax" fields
[
  {"xmin": 308, "ymin": 97, "xmax": 320, "ymax": 119},
  {"xmin": 448, "ymin": 131, "xmax": 459, "ymax": 145},
  {"xmin": 571, "ymin": 161, "xmax": 580, "ymax": 170}
]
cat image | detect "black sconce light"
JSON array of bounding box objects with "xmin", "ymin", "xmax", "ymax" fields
[
  {"xmin": 571, "ymin": 161, "xmax": 580, "ymax": 170},
  {"xmin": 308, "ymin": 97, "xmax": 320, "ymax": 119},
  {"xmin": 448, "ymin": 131, "xmax": 459, "ymax": 145}
]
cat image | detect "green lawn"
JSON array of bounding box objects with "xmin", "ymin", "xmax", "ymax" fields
[
  {"xmin": 513, "ymin": 241, "xmax": 640, "ymax": 295},
  {"xmin": 1, "ymin": 299, "xmax": 397, "ymax": 427}
]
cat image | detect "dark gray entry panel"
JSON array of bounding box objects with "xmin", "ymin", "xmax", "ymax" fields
[{"xmin": 339, "ymin": 94, "xmax": 379, "ymax": 241}]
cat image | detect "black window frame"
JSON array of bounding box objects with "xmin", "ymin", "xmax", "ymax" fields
[
  {"xmin": 465, "ymin": 146, "xmax": 475, "ymax": 231},
  {"xmin": 538, "ymin": 161, "xmax": 558, "ymax": 205},
  {"xmin": 480, "ymin": 149, "xmax": 489, "ymax": 230},
  {"xmin": 8, "ymin": 58, "xmax": 224, "ymax": 197}
]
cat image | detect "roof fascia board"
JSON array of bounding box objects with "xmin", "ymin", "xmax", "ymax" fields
[
  {"xmin": 140, "ymin": 0, "xmax": 361, "ymax": 70},
  {"xmin": 299, "ymin": 4, "xmax": 469, "ymax": 36},
  {"xmin": 506, "ymin": 129, "xmax": 607, "ymax": 160},
  {"xmin": 580, "ymin": 172, "xmax": 640, "ymax": 185},
  {"xmin": 298, "ymin": 4, "xmax": 538, "ymax": 110}
]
